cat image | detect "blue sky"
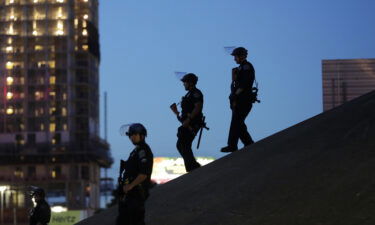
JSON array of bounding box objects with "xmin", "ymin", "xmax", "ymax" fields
[{"xmin": 98, "ymin": 0, "xmax": 375, "ymax": 178}]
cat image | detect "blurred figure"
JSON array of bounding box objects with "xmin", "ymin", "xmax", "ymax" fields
[
  {"xmin": 29, "ymin": 187, "xmax": 51, "ymax": 225},
  {"xmin": 221, "ymin": 47, "xmax": 256, "ymax": 153},
  {"xmin": 117, "ymin": 123, "xmax": 154, "ymax": 225}
]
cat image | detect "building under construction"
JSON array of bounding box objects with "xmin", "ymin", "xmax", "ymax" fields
[
  {"xmin": 0, "ymin": 0, "xmax": 112, "ymax": 223},
  {"xmin": 322, "ymin": 58, "xmax": 375, "ymax": 111}
]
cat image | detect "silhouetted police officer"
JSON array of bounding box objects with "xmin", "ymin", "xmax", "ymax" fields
[
  {"xmin": 116, "ymin": 123, "xmax": 154, "ymax": 225},
  {"xmin": 29, "ymin": 187, "xmax": 51, "ymax": 225},
  {"xmin": 172, "ymin": 73, "xmax": 202, "ymax": 172},
  {"xmin": 221, "ymin": 47, "xmax": 255, "ymax": 153}
]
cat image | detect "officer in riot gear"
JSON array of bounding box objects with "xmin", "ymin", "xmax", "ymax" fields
[
  {"xmin": 171, "ymin": 73, "xmax": 203, "ymax": 172},
  {"xmin": 116, "ymin": 123, "xmax": 154, "ymax": 225},
  {"xmin": 29, "ymin": 187, "xmax": 51, "ymax": 225},
  {"xmin": 221, "ymin": 47, "xmax": 256, "ymax": 153}
]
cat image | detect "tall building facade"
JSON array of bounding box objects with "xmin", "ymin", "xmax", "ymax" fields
[
  {"xmin": 0, "ymin": 0, "xmax": 111, "ymax": 223},
  {"xmin": 322, "ymin": 59, "xmax": 375, "ymax": 111}
]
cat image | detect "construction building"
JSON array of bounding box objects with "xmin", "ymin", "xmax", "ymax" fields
[
  {"xmin": 0, "ymin": 0, "xmax": 112, "ymax": 223},
  {"xmin": 322, "ymin": 58, "xmax": 375, "ymax": 111}
]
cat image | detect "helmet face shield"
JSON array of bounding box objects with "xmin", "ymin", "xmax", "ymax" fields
[
  {"xmin": 224, "ymin": 46, "xmax": 237, "ymax": 55},
  {"xmin": 174, "ymin": 71, "xmax": 188, "ymax": 80},
  {"xmin": 119, "ymin": 123, "xmax": 147, "ymax": 137}
]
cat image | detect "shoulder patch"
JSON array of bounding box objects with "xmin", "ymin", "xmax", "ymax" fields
[{"xmin": 138, "ymin": 149, "xmax": 146, "ymax": 158}]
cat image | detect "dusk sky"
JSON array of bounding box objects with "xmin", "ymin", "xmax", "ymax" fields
[{"xmin": 98, "ymin": 0, "xmax": 375, "ymax": 179}]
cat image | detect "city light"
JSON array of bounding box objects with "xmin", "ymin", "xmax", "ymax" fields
[
  {"xmin": 5, "ymin": 46, "xmax": 13, "ymax": 52},
  {"xmin": 82, "ymin": 29, "xmax": 88, "ymax": 36},
  {"xmin": 83, "ymin": 14, "xmax": 89, "ymax": 20},
  {"xmin": 6, "ymin": 62, "xmax": 13, "ymax": 70},
  {"xmin": 6, "ymin": 92, "xmax": 13, "ymax": 100},
  {"xmin": 6, "ymin": 77, "xmax": 14, "ymax": 85},
  {"xmin": 56, "ymin": 20, "xmax": 64, "ymax": 35},
  {"xmin": 7, "ymin": 24, "xmax": 14, "ymax": 35},
  {"xmin": 0, "ymin": 186, "xmax": 8, "ymax": 192},
  {"xmin": 6, "ymin": 108, "xmax": 14, "ymax": 115},
  {"xmin": 51, "ymin": 206, "xmax": 67, "ymax": 213}
]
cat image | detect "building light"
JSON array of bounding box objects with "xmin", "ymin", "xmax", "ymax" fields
[
  {"xmin": 82, "ymin": 20, "xmax": 87, "ymax": 28},
  {"xmin": 6, "ymin": 108, "xmax": 14, "ymax": 115},
  {"xmin": 50, "ymin": 76, "xmax": 56, "ymax": 84},
  {"xmin": 35, "ymin": 45, "xmax": 43, "ymax": 51},
  {"xmin": 56, "ymin": 20, "xmax": 64, "ymax": 36},
  {"xmin": 82, "ymin": 45, "xmax": 88, "ymax": 51},
  {"xmin": 50, "ymin": 123, "xmax": 56, "ymax": 132},
  {"xmin": 7, "ymin": 24, "xmax": 14, "ymax": 35},
  {"xmin": 8, "ymin": 38, "xmax": 12, "ymax": 44},
  {"xmin": 52, "ymin": 170, "xmax": 56, "ymax": 178},
  {"xmin": 83, "ymin": 14, "xmax": 89, "ymax": 20},
  {"xmin": 63, "ymin": 124, "xmax": 67, "ymax": 130},
  {"xmin": 74, "ymin": 19, "xmax": 79, "ymax": 28},
  {"xmin": 51, "ymin": 206, "xmax": 67, "ymax": 213},
  {"xmin": 34, "ymin": 0, "xmax": 38, "ymax": 2},
  {"xmin": 6, "ymin": 61, "xmax": 13, "ymax": 70},
  {"xmin": 56, "ymin": 0, "xmax": 64, "ymax": 3},
  {"xmin": 82, "ymin": 29, "xmax": 88, "ymax": 36},
  {"xmin": 32, "ymin": 30, "xmax": 38, "ymax": 36},
  {"xmin": 62, "ymin": 107, "xmax": 67, "ymax": 116},
  {"xmin": 6, "ymin": 46, "xmax": 13, "ymax": 52},
  {"xmin": 9, "ymin": 0, "xmax": 14, "ymax": 4},
  {"xmin": 41, "ymin": 123, "xmax": 45, "ymax": 131},
  {"xmin": 83, "ymin": 0, "xmax": 88, "ymax": 2},
  {"xmin": 6, "ymin": 92, "xmax": 13, "ymax": 100},
  {"xmin": 57, "ymin": 7, "xmax": 63, "ymax": 19}
]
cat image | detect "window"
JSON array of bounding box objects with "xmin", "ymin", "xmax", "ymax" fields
[
  {"xmin": 27, "ymin": 133, "xmax": 36, "ymax": 144},
  {"xmin": 27, "ymin": 166, "xmax": 36, "ymax": 177},
  {"xmin": 81, "ymin": 166, "xmax": 89, "ymax": 180}
]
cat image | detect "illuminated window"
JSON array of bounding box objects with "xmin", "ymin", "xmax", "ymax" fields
[
  {"xmin": 6, "ymin": 46, "xmax": 13, "ymax": 52},
  {"xmin": 82, "ymin": 45, "xmax": 88, "ymax": 51},
  {"xmin": 50, "ymin": 76, "xmax": 56, "ymax": 84},
  {"xmin": 40, "ymin": 123, "xmax": 45, "ymax": 131},
  {"xmin": 57, "ymin": 7, "xmax": 63, "ymax": 19},
  {"xmin": 62, "ymin": 107, "xmax": 67, "ymax": 116},
  {"xmin": 49, "ymin": 107, "xmax": 56, "ymax": 114},
  {"xmin": 6, "ymin": 61, "xmax": 13, "ymax": 70},
  {"xmin": 50, "ymin": 123, "xmax": 56, "ymax": 132},
  {"xmin": 82, "ymin": 29, "xmax": 88, "ymax": 36},
  {"xmin": 8, "ymin": 38, "xmax": 12, "ymax": 44},
  {"xmin": 35, "ymin": 91, "xmax": 44, "ymax": 100},
  {"xmin": 34, "ymin": 0, "xmax": 38, "ymax": 2},
  {"xmin": 63, "ymin": 93, "xmax": 67, "ymax": 100},
  {"xmin": 6, "ymin": 76, "xmax": 14, "ymax": 85},
  {"xmin": 82, "ymin": 20, "xmax": 87, "ymax": 28},
  {"xmin": 35, "ymin": 45, "xmax": 43, "ymax": 51},
  {"xmin": 6, "ymin": 107, "xmax": 14, "ymax": 115},
  {"xmin": 14, "ymin": 168, "xmax": 23, "ymax": 178},
  {"xmin": 20, "ymin": 77, "xmax": 24, "ymax": 84},
  {"xmin": 8, "ymin": 23, "xmax": 14, "ymax": 35},
  {"xmin": 84, "ymin": 0, "xmax": 88, "ymax": 2},
  {"xmin": 63, "ymin": 124, "xmax": 67, "ymax": 130},
  {"xmin": 9, "ymin": 0, "xmax": 15, "ymax": 4},
  {"xmin": 83, "ymin": 14, "xmax": 89, "ymax": 20},
  {"xmin": 55, "ymin": 20, "xmax": 64, "ymax": 36},
  {"xmin": 56, "ymin": 0, "xmax": 64, "ymax": 3},
  {"xmin": 6, "ymin": 92, "xmax": 13, "ymax": 100}
]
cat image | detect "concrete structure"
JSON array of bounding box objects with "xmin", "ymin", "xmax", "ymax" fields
[
  {"xmin": 322, "ymin": 58, "xmax": 375, "ymax": 111},
  {"xmin": 0, "ymin": 0, "xmax": 111, "ymax": 223},
  {"xmin": 78, "ymin": 90, "xmax": 375, "ymax": 225}
]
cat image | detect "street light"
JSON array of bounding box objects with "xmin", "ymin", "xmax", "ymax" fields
[{"xmin": 0, "ymin": 186, "xmax": 9, "ymax": 225}]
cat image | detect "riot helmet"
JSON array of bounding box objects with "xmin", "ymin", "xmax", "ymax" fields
[
  {"xmin": 231, "ymin": 47, "xmax": 248, "ymax": 57},
  {"xmin": 180, "ymin": 73, "xmax": 198, "ymax": 85},
  {"xmin": 120, "ymin": 123, "xmax": 147, "ymax": 137}
]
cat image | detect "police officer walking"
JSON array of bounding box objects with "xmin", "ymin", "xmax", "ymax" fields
[
  {"xmin": 29, "ymin": 187, "xmax": 51, "ymax": 225},
  {"xmin": 117, "ymin": 123, "xmax": 154, "ymax": 225},
  {"xmin": 171, "ymin": 73, "xmax": 203, "ymax": 172},
  {"xmin": 221, "ymin": 47, "xmax": 255, "ymax": 153}
]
